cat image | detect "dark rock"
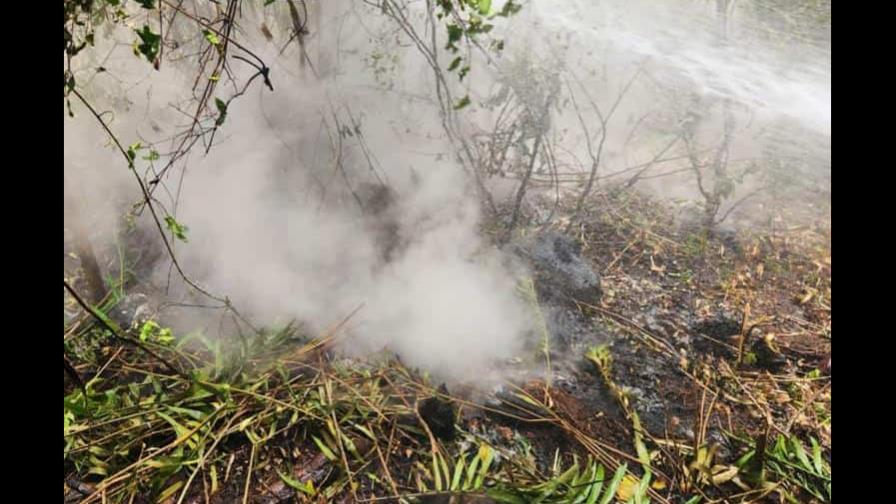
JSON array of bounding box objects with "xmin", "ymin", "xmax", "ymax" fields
[
  {"xmin": 419, "ymin": 384, "xmax": 457, "ymax": 442},
  {"xmin": 751, "ymin": 336, "xmax": 787, "ymax": 371},
  {"xmin": 690, "ymin": 313, "xmax": 742, "ymax": 358}
]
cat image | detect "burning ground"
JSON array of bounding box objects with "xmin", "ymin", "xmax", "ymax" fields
[{"xmin": 64, "ymin": 187, "xmax": 831, "ymax": 503}]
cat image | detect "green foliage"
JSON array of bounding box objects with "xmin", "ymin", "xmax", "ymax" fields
[
  {"xmin": 446, "ymin": 24, "xmax": 464, "ymax": 51},
  {"xmin": 139, "ymin": 320, "xmax": 174, "ymax": 345},
  {"xmin": 486, "ymin": 459, "xmax": 628, "ymax": 504},
  {"xmin": 434, "ymin": 0, "xmax": 522, "ymax": 81},
  {"xmin": 214, "ymin": 98, "xmax": 228, "ymax": 126},
  {"xmin": 134, "ymin": 25, "xmax": 161, "ymax": 64},
  {"xmin": 732, "ymin": 433, "xmax": 831, "ymax": 502},
  {"xmin": 164, "ymin": 216, "xmax": 189, "ymax": 242},
  {"xmin": 277, "ymin": 469, "xmax": 317, "ymax": 496},
  {"xmin": 64, "ymin": 0, "xmax": 127, "ymax": 97},
  {"xmin": 203, "ymin": 29, "xmax": 221, "ymax": 46},
  {"xmin": 126, "ymin": 142, "xmax": 142, "ymax": 168}
]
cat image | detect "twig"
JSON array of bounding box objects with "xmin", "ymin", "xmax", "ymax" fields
[
  {"xmin": 566, "ymin": 66, "xmax": 642, "ymax": 231},
  {"xmin": 505, "ymin": 133, "xmax": 543, "ymax": 241}
]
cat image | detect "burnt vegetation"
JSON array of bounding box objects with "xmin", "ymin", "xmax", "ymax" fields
[{"xmin": 65, "ymin": 1, "xmax": 830, "ymax": 502}]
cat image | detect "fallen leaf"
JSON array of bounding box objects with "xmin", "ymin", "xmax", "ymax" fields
[
  {"xmin": 617, "ymin": 474, "xmax": 640, "ymax": 501},
  {"xmin": 711, "ymin": 465, "xmax": 739, "ymax": 485}
]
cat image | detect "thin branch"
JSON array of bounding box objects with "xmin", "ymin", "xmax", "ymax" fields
[
  {"xmin": 566, "ymin": 66, "xmax": 643, "ymax": 231},
  {"xmin": 621, "ymin": 134, "xmax": 682, "ymax": 189},
  {"xmin": 715, "ymin": 186, "xmax": 766, "ymax": 225},
  {"xmin": 505, "ymin": 133, "xmax": 543, "ymax": 241}
]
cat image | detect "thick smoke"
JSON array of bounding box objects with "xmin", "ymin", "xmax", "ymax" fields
[
  {"xmin": 170, "ymin": 84, "xmax": 531, "ymax": 380},
  {"xmin": 64, "ymin": 0, "xmax": 830, "ymax": 380},
  {"xmin": 66, "ymin": 1, "xmax": 536, "ymax": 383}
]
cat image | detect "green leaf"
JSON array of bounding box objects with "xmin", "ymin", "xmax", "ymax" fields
[
  {"xmin": 355, "ymin": 424, "xmax": 376, "ymax": 441},
  {"xmin": 598, "ymin": 464, "xmax": 627, "ymax": 504},
  {"xmin": 134, "ymin": 25, "xmax": 161, "ymax": 63},
  {"xmin": 156, "ymin": 411, "xmax": 191, "ymax": 442},
  {"xmin": 634, "ymin": 469, "xmax": 651, "ymax": 504},
  {"xmin": 451, "ymin": 453, "xmax": 466, "ymax": 491},
  {"xmin": 448, "ymin": 56, "xmax": 462, "ymax": 72},
  {"xmin": 497, "ymin": 0, "xmax": 522, "ymax": 17},
  {"xmin": 277, "ymin": 469, "xmax": 316, "ymax": 495},
  {"xmin": 139, "ymin": 320, "xmax": 158, "ymax": 342},
  {"xmin": 790, "ymin": 437, "xmax": 812, "ymax": 471},
  {"xmin": 126, "ymin": 141, "xmax": 143, "ymax": 168},
  {"xmin": 464, "ymin": 451, "xmax": 481, "ymax": 490},
  {"xmin": 433, "ymin": 452, "xmax": 444, "ymax": 491},
  {"xmin": 143, "ymin": 150, "xmax": 160, "ymax": 161},
  {"xmin": 585, "ymin": 464, "xmax": 605, "ymax": 504},
  {"xmin": 809, "ymin": 438, "xmax": 825, "ymax": 475},
  {"xmin": 486, "ymin": 488, "xmax": 527, "ymax": 504},
  {"xmin": 215, "ymin": 98, "xmax": 228, "ymax": 126},
  {"xmin": 203, "ymin": 29, "xmax": 220, "ymax": 46},
  {"xmin": 454, "ymin": 96, "xmax": 471, "ymax": 110},
  {"xmin": 136, "ymin": 0, "xmax": 156, "ymax": 8},
  {"xmin": 446, "ymin": 24, "xmax": 463, "ymax": 51},
  {"xmin": 475, "ymin": 444, "xmax": 495, "ymax": 488},
  {"xmin": 312, "ymin": 435, "xmax": 338, "ymax": 462},
  {"xmin": 156, "ymin": 481, "xmax": 184, "ymax": 503},
  {"xmin": 478, "ymin": 0, "xmax": 492, "ymax": 14},
  {"xmin": 164, "ymin": 216, "xmax": 189, "ymax": 242},
  {"xmin": 438, "ymin": 452, "xmax": 451, "ymax": 491}
]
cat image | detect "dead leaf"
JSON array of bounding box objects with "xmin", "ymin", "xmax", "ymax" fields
[
  {"xmin": 710, "ymin": 465, "xmax": 739, "ymax": 485},
  {"xmin": 617, "ymin": 474, "xmax": 640, "ymax": 502},
  {"xmin": 799, "ymin": 289, "xmax": 815, "ymax": 304},
  {"xmin": 773, "ymin": 391, "xmax": 791, "ymax": 404}
]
